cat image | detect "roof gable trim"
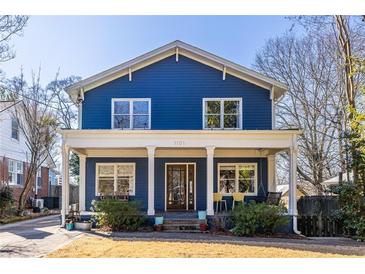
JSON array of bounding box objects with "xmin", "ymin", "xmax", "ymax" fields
[{"xmin": 68, "ymin": 40, "xmax": 288, "ymax": 101}]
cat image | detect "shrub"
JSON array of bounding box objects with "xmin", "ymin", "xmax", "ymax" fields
[
  {"xmin": 330, "ymin": 183, "xmax": 365, "ymax": 240},
  {"xmin": 232, "ymin": 201, "xmax": 289, "ymax": 236},
  {"xmin": 0, "ymin": 185, "xmax": 14, "ymax": 217},
  {"xmin": 92, "ymin": 199, "xmax": 145, "ymax": 231}
]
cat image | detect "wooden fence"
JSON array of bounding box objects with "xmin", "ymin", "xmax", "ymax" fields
[
  {"xmin": 297, "ymin": 196, "xmax": 342, "ymax": 237},
  {"xmin": 298, "ymin": 215, "xmax": 343, "ymax": 237}
]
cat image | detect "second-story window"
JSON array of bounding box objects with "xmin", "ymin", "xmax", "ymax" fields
[
  {"xmin": 11, "ymin": 117, "xmax": 19, "ymax": 140},
  {"xmin": 203, "ymin": 98, "xmax": 242, "ymax": 129},
  {"xmin": 112, "ymin": 99, "xmax": 151, "ymax": 129}
]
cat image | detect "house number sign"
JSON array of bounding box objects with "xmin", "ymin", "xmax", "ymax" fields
[{"xmin": 174, "ymin": 140, "xmax": 185, "ymax": 146}]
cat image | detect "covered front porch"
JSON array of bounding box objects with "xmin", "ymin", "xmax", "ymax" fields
[{"xmin": 60, "ymin": 130, "xmax": 300, "ymax": 230}]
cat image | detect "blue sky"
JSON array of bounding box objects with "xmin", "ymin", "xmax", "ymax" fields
[{"xmin": 1, "ymin": 16, "xmax": 294, "ymax": 84}]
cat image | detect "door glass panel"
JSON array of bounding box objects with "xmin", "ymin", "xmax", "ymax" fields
[
  {"xmin": 188, "ymin": 164, "xmax": 194, "ymax": 210},
  {"xmin": 167, "ymin": 165, "xmax": 187, "ymax": 210}
]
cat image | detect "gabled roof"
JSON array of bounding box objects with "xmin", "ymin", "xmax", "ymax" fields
[{"xmin": 67, "ymin": 40, "xmax": 288, "ymax": 102}]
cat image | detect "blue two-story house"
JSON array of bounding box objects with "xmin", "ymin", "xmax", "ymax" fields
[{"xmin": 60, "ymin": 41, "xmax": 301, "ymax": 232}]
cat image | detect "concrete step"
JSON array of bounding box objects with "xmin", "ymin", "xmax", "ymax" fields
[
  {"xmin": 162, "ymin": 218, "xmax": 207, "ymax": 233},
  {"xmin": 162, "ymin": 229, "xmax": 203, "ymax": 233},
  {"xmin": 164, "ymin": 219, "xmax": 206, "ymax": 225}
]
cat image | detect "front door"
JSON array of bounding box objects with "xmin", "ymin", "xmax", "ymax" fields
[{"xmin": 166, "ymin": 164, "xmax": 195, "ymax": 211}]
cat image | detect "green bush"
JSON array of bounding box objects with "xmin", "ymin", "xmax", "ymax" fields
[
  {"xmin": 0, "ymin": 185, "xmax": 14, "ymax": 217},
  {"xmin": 232, "ymin": 201, "xmax": 289, "ymax": 236},
  {"xmin": 92, "ymin": 199, "xmax": 145, "ymax": 231},
  {"xmin": 330, "ymin": 183, "xmax": 365, "ymax": 240}
]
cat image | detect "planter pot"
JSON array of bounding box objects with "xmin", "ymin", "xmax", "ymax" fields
[
  {"xmin": 66, "ymin": 223, "xmax": 74, "ymax": 231},
  {"xmin": 198, "ymin": 211, "xmax": 207, "ymax": 220},
  {"xmin": 74, "ymin": 221, "xmax": 92, "ymax": 231},
  {"xmin": 154, "ymin": 224, "xmax": 163, "ymax": 232},
  {"xmin": 154, "ymin": 216, "xmax": 164, "ymax": 225},
  {"xmin": 199, "ymin": 223, "xmax": 208, "ymax": 232}
]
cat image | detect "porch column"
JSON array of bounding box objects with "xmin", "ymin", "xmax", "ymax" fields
[
  {"xmin": 61, "ymin": 145, "xmax": 70, "ymax": 226},
  {"xmin": 267, "ymin": 154, "xmax": 276, "ymax": 192},
  {"xmin": 78, "ymin": 155, "xmax": 86, "ymax": 211},
  {"xmin": 206, "ymin": 146, "xmax": 215, "ymax": 216},
  {"xmin": 288, "ymin": 146, "xmax": 298, "ymax": 216},
  {"xmin": 147, "ymin": 146, "xmax": 156, "ymax": 216}
]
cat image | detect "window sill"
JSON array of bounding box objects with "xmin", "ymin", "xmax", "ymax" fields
[{"xmin": 9, "ymin": 184, "xmax": 24, "ymax": 188}]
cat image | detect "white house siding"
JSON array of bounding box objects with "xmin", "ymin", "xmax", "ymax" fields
[{"xmin": 0, "ymin": 103, "xmax": 30, "ymax": 163}]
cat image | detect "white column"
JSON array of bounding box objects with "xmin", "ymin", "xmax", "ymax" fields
[
  {"xmin": 61, "ymin": 145, "xmax": 70, "ymax": 226},
  {"xmin": 79, "ymin": 155, "xmax": 86, "ymax": 211},
  {"xmin": 267, "ymin": 154, "xmax": 276, "ymax": 192},
  {"xmin": 147, "ymin": 146, "xmax": 156, "ymax": 215},
  {"xmin": 288, "ymin": 147, "xmax": 298, "ymax": 216},
  {"xmin": 206, "ymin": 146, "xmax": 215, "ymax": 216}
]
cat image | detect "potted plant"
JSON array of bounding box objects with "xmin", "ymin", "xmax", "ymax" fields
[
  {"xmin": 74, "ymin": 220, "xmax": 92, "ymax": 231},
  {"xmin": 198, "ymin": 210, "xmax": 207, "ymax": 220},
  {"xmin": 65, "ymin": 219, "xmax": 74, "ymax": 231},
  {"xmin": 154, "ymin": 216, "xmax": 164, "ymax": 232},
  {"xmin": 154, "ymin": 224, "xmax": 163, "ymax": 232},
  {"xmin": 199, "ymin": 223, "xmax": 208, "ymax": 232}
]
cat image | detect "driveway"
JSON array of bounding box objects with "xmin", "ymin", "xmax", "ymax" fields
[{"xmin": 0, "ymin": 215, "xmax": 83, "ymax": 258}]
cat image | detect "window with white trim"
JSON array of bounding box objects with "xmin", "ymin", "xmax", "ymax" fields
[
  {"xmin": 11, "ymin": 117, "xmax": 19, "ymax": 140},
  {"xmin": 112, "ymin": 99, "xmax": 151, "ymax": 129},
  {"xmin": 218, "ymin": 163, "xmax": 257, "ymax": 195},
  {"xmin": 8, "ymin": 159, "xmax": 23, "ymax": 185},
  {"xmin": 96, "ymin": 163, "xmax": 135, "ymax": 196},
  {"xmin": 36, "ymin": 168, "xmax": 42, "ymax": 188},
  {"xmin": 203, "ymin": 98, "xmax": 242, "ymax": 129}
]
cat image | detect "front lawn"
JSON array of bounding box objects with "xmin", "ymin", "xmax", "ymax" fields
[{"xmin": 46, "ymin": 236, "xmax": 361, "ymax": 258}]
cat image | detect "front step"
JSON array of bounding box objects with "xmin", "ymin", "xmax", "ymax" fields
[{"xmin": 162, "ymin": 218, "xmax": 207, "ymax": 233}]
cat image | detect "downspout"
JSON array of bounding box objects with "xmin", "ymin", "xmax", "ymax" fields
[
  {"xmin": 293, "ymin": 215, "xmax": 301, "ymax": 235},
  {"xmin": 290, "ymin": 137, "xmax": 301, "ymax": 235}
]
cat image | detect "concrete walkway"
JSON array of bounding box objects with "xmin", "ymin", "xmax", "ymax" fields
[{"xmin": 0, "ymin": 215, "xmax": 82, "ymax": 258}]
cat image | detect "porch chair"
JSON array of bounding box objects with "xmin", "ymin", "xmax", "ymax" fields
[
  {"xmin": 213, "ymin": 193, "xmax": 227, "ymax": 213},
  {"xmin": 232, "ymin": 193, "xmax": 245, "ymax": 210},
  {"xmin": 266, "ymin": 192, "xmax": 282, "ymax": 206}
]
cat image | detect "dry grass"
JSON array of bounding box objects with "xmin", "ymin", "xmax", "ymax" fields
[{"xmin": 47, "ymin": 236, "xmax": 360, "ymax": 258}]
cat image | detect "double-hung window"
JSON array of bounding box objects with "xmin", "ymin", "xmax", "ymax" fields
[
  {"xmin": 96, "ymin": 163, "xmax": 135, "ymax": 196},
  {"xmin": 11, "ymin": 117, "xmax": 19, "ymax": 140},
  {"xmin": 203, "ymin": 98, "xmax": 242, "ymax": 129},
  {"xmin": 8, "ymin": 159, "xmax": 23, "ymax": 185},
  {"xmin": 218, "ymin": 163, "xmax": 257, "ymax": 195},
  {"xmin": 112, "ymin": 99, "xmax": 151, "ymax": 129},
  {"xmin": 36, "ymin": 168, "xmax": 42, "ymax": 188}
]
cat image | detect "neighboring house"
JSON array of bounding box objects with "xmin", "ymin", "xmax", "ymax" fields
[
  {"xmin": 321, "ymin": 172, "xmax": 353, "ymax": 191},
  {"xmin": 277, "ymin": 182, "xmax": 319, "ymax": 208},
  {"xmin": 60, "ymin": 41, "xmax": 301, "ymax": 230},
  {"xmin": 0, "ymin": 101, "xmax": 54, "ymax": 205}
]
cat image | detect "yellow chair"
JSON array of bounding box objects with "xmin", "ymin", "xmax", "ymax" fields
[
  {"xmin": 232, "ymin": 193, "xmax": 245, "ymax": 210},
  {"xmin": 213, "ymin": 193, "xmax": 227, "ymax": 213}
]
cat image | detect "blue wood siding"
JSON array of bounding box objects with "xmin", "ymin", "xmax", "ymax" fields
[
  {"xmin": 85, "ymin": 158, "xmax": 148, "ymax": 210},
  {"xmin": 85, "ymin": 156, "xmax": 268, "ymax": 213},
  {"xmin": 82, "ymin": 55, "xmax": 272, "ymax": 130}
]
